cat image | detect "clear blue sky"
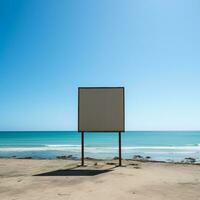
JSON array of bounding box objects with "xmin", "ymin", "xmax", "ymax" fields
[{"xmin": 0, "ymin": 0, "xmax": 200, "ymax": 131}]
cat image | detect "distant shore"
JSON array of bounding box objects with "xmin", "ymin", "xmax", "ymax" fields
[{"xmin": 0, "ymin": 158, "xmax": 200, "ymax": 200}]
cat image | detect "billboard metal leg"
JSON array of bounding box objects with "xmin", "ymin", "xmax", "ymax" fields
[
  {"xmin": 81, "ymin": 131, "xmax": 84, "ymax": 166},
  {"xmin": 119, "ymin": 131, "xmax": 122, "ymax": 166}
]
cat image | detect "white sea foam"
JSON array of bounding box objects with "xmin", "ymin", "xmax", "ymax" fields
[
  {"xmin": 0, "ymin": 145, "xmax": 200, "ymax": 153},
  {"xmin": 123, "ymin": 146, "xmax": 200, "ymax": 150},
  {"xmin": 45, "ymin": 144, "xmax": 81, "ymax": 147}
]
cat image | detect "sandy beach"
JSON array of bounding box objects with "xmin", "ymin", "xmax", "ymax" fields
[{"xmin": 0, "ymin": 158, "xmax": 200, "ymax": 200}]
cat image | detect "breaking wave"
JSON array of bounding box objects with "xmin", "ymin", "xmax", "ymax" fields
[{"xmin": 0, "ymin": 144, "xmax": 200, "ymax": 153}]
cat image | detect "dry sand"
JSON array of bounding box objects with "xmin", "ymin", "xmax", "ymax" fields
[{"xmin": 0, "ymin": 158, "xmax": 200, "ymax": 200}]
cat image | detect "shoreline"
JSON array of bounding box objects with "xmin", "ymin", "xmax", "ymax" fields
[{"xmin": 0, "ymin": 156, "xmax": 199, "ymax": 165}]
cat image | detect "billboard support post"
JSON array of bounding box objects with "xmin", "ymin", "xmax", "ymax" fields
[
  {"xmin": 81, "ymin": 131, "xmax": 84, "ymax": 166},
  {"xmin": 119, "ymin": 131, "xmax": 122, "ymax": 166}
]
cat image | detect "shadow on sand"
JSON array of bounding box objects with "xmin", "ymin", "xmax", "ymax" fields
[{"xmin": 34, "ymin": 166, "xmax": 116, "ymax": 177}]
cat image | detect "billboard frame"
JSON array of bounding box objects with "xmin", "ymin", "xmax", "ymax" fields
[
  {"xmin": 78, "ymin": 87, "xmax": 125, "ymax": 132},
  {"xmin": 78, "ymin": 87, "xmax": 125, "ymax": 166}
]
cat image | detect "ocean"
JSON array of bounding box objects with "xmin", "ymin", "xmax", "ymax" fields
[{"xmin": 0, "ymin": 131, "xmax": 200, "ymax": 162}]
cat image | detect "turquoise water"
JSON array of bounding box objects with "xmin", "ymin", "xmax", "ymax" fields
[{"xmin": 0, "ymin": 131, "xmax": 200, "ymax": 162}]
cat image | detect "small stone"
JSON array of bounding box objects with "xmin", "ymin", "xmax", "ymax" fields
[
  {"xmin": 19, "ymin": 157, "xmax": 32, "ymax": 159},
  {"xmin": 106, "ymin": 162, "xmax": 116, "ymax": 165},
  {"xmin": 85, "ymin": 157, "xmax": 96, "ymax": 160},
  {"xmin": 56, "ymin": 155, "xmax": 76, "ymax": 159},
  {"xmin": 183, "ymin": 157, "xmax": 196, "ymax": 163},
  {"xmin": 133, "ymin": 155, "xmax": 144, "ymax": 160}
]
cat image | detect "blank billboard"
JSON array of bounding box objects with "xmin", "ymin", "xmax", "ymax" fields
[{"xmin": 78, "ymin": 87, "xmax": 124, "ymax": 132}]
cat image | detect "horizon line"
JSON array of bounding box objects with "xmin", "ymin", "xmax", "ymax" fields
[{"xmin": 0, "ymin": 130, "xmax": 200, "ymax": 132}]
